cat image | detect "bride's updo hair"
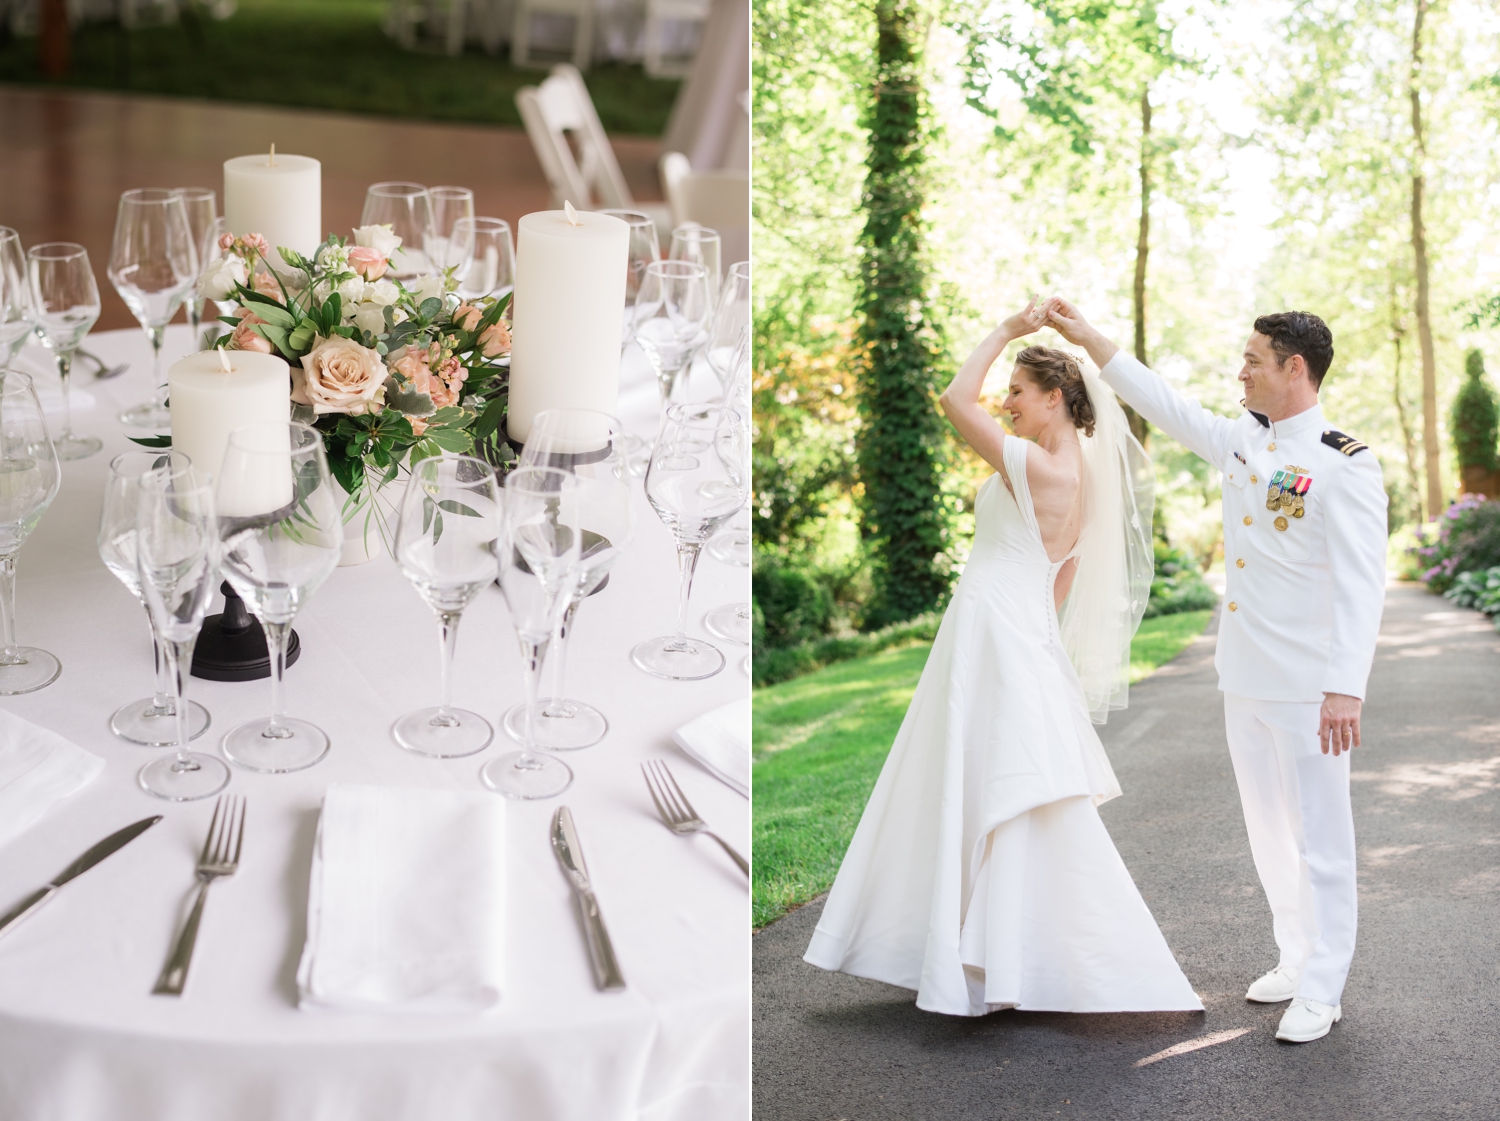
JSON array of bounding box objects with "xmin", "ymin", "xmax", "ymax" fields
[{"xmin": 1015, "ymin": 345, "xmax": 1096, "ymax": 437}]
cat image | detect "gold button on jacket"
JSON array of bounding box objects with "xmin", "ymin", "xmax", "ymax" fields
[
  {"xmin": 1236, "ymin": 558, "xmax": 1245, "ymax": 568},
  {"xmin": 1243, "ymin": 515, "xmax": 1253, "ymax": 526},
  {"xmin": 1228, "ymin": 602, "xmax": 1238, "ymax": 611}
]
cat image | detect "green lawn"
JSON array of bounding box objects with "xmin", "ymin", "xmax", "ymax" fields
[
  {"xmin": 751, "ymin": 608, "xmax": 1214, "ymax": 929},
  {"xmin": 0, "ymin": 0, "xmax": 679, "ymax": 134}
]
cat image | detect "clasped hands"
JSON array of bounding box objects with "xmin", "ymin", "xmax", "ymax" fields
[{"xmin": 995, "ymin": 296, "xmax": 1120, "ymax": 370}]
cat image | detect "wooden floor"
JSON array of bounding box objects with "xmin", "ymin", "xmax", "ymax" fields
[{"xmin": 0, "ymin": 86, "xmax": 664, "ymax": 332}]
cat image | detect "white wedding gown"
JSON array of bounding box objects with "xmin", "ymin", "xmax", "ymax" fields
[{"xmin": 803, "ymin": 439, "xmax": 1203, "ymax": 1016}]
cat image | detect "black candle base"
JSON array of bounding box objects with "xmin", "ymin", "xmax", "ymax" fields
[{"xmin": 191, "ymin": 582, "xmax": 301, "ymax": 682}]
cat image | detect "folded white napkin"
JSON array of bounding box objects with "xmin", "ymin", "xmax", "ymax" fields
[
  {"xmin": 297, "ymin": 784, "xmax": 506, "ymax": 1013},
  {"xmin": 0, "ymin": 709, "xmax": 104, "ymax": 851},
  {"xmin": 672, "ymin": 696, "xmax": 750, "ymax": 797}
]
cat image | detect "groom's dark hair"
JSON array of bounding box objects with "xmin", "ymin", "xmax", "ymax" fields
[{"xmin": 1253, "ymin": 311, "xmax": 1335, "ymax": 388}]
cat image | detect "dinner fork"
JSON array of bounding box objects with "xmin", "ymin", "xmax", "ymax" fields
[
  {"xmin": 641, "ymin": 760, "xmax": 748, "ymax": 874},
  {"xmin": 78, "ymin": 348, "xmax": 128, "ymax": 380},
  {"xmin": 153, "ymin": 795, "xmax": 245, "ymax": 996}
]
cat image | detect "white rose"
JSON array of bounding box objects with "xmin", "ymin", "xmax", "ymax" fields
[
  {"xmin": 352, "ymin": 303, "xmax": 388, "ymax": 336},
  {"xmin": 352, "ymin": 224, "xmax": 403, "ymax": 257},
  {"xmin": 336, "ymin": 275, "xmax": 364, "ymax": 303},
  {"xmin": 410, "ymin": 273, "xmax": 444, "ymax": 305},
  {"xmin": 198, "ymin": 254, "xmax": 247, "ymax": 301},
  {"xmin": 363, "ymin": 279, "xmax": 399, "ymax": 306}
]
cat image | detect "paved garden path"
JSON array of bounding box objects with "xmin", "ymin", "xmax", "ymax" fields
[{"xmin": 753, "ymin": 584, "xmax": 1500, "ymax": 1120}]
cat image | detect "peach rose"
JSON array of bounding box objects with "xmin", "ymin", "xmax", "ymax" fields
[
  {"xmin": 293, "ymin": 336, "xmax": 387, "ymax": 416},
  {"xmin": 347, "ymin": 246, "xmax": 388, "ymax": 282},
  {"xmin": 230, "ymin": 310, "xmax": 272, "ymax": 354},
  {"xmin": 453, "ymin": 303, "xmax": 483, "ymax": 331},
  {"xmin": 478, "ymin": 319, "xmax": 510, "ymax": 358},
  {"xmin": 253, "ymin": 270, "xmax": 283, "ymax": 299}
]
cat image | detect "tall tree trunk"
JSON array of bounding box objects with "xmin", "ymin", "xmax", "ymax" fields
[
  {"xmin": 855, "ymin": 0, "xmax": 951, "ymax": 627},
  {"xmin": 1390, "ymin": 296, "xmax": 1423, "ymax": 522},
  {"xmin": 39, "ymin": 0, "xmax": 69, "ymax": 79},
  {"xmin": 1410, "ymin": 0, "xmax": 1442, "ymax": 518},
  {"xmin": 1126, "ymin": 87, "xmax": 1151, "ymax": 447}
]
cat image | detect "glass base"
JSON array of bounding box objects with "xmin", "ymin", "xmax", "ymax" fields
[
  {"xmin": 707, "ymin": 530, "xmax": 751, "ymax": 566},
  {"xmin": 138, "ymin": 752, "xmax": 231, "ymax": 802},
  {"xmin": 392, "ymin": 706, "xmax": 494, "ymax": 758},
  {"xmin": 481, "ymin": 751, "xmax": 573, "ymax": 799},
  {"xmin": 0, "ymin": 647, "xmax": 62, "ymax": 695},
  {"xmin": 111, "ymin": 697, "xmax": 211, "ymax": 746},
  {"xmin": 119, "ymin": 400, "xmax": 171, "ymax": 428},
  {"xmin": 53, "ymin": 434, "xmax": 103, "ymax": 461},
  {"xmin": 620, "ymin": 434, "xmax": 650, "ymax": 478},
  {"xmin": 502, "ymin": 698, "xmax": 608, "ymax": 750},
  {"xmin": 222, "ymin": 716, "xmax": 329, "ymax": 773},
  {"xmin": 631, "ymin": 635, "xmax": 725, "ymax": 680},
  {"xmin": 705, "ymin": 603, "xmax": 752, "ymax": 645}
]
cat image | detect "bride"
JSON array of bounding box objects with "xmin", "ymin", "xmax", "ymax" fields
[{"xmin": 803, "ymin": 299, "xmax": 1202, "ymax": 1016}]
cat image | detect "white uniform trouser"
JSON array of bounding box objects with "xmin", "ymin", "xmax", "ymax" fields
[{"xmin": 1223, "ymin": 694, "xmax": 1357, "ymax": 1006}]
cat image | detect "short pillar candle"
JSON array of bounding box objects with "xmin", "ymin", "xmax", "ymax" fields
[
  {"xmin": 223, "ymin": 151, "xmax": 322, "ymax": 267},
  {"xmin": 168, "ymin": 350, "xmax": 291, "ymax": 511}
]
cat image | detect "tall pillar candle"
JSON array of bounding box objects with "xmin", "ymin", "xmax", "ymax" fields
[
  {"xmin": 223, "ymin": 153, "xmax": 322, "ymax": 269},
  {"xmin": 507, "ymin": 210, "xmax": 629, "ymax": 444},
  {"xmin": 168, "ymin": 350, "xmax": 292, "ymax": 515}
]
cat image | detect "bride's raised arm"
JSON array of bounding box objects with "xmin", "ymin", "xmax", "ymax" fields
[{"xmin": 937, "ymin": 299, "xmax": 1054, "ymax": 475}]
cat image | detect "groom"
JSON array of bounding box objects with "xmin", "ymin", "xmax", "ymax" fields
[{"xmin": 1047, "ymin": 301, "xmax": 1388, "ymax": 1044}]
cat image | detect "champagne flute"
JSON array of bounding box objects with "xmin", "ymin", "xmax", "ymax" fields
[
  {"xmin": 453, "ymin": 217, "xmax": 515, "ymax": 303},
  {"xmin": 632, "ymin": 404, "xmax": 748, "ymax": 680},
  {"xmin": 425, "ymin": 186, "xmax": 476, "ymax": 277},
  {"xmin": 173, "ymin": 187, "xmax": 218, "ymax": 350},
  {"xmin": 670, "ymin": 225, "xmax": 721, "ymax": 308},
  {"xmin": 600, "ymin": 209, "xmax": 659, "ymax": 343},
  {"xmin": 632, "ymin": 260, "xmax": 712, "ymax": 412},
  {"xmin": 504, "ymin": 409, "xmax": 636, "ymax": 749},
  {"xmin": 0, "ymin": 228, "xmax": 33, "ymax": 371},
  {"xmin": 27, "ymin": 242, "xmax": 102, "ymax": 460},
  {"xmin": 217, "ymin": 421, "xmax": 342, "ymax": 772},
  {"xmin": 0, "ymin": 373, "xmax": 61, "ymax": 695},
  {"xmin": 135, "ymin": 464, "xmax": 229, "ymax": 801},
  {"xmin": 109, "ymin": 189, "xmax": 200, "ymax": 428},
  {"xmin": 99, "ymin": 450, "xmax": 213, "ymax": 745},
  {"xmin": 361, "ymin": 182, "xmax": 434, "ymax": 278},
  {"xmin": 481, "ymin": 467, "xmax": 583, "ymax": 800},
  {"xmin": 391, "ymin": 454, "xmax": 500, "ymax": 757},
  {"xmin": 705, "ymin": 261, "xmax": 750, "ymax": 394}
]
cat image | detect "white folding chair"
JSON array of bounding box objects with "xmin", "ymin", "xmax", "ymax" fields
[
  {"xmin": 660, "ymin": 151, "xmax": 748, "ymax": 263},
  {"xmin": 511, "ymin": 0, "xmax": 594, "ymax": 70},
  {"xmin": 643, "ymin": 0, "xmax": 709, "ymax": 78}
]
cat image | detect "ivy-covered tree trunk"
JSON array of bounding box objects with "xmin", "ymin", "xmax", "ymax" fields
[{"xmin": 855, "ymin": 0, "xmax": 952, "ymax": 628}]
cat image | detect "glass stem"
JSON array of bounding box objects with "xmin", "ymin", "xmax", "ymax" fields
[
  {"xmin": 263, "ymin": 620, "xmax": 294, "ymax": 739},
  {"xmin": 56, "ymin": 351, "xmax": 73, "ymax": 440},
  {"xmin": 543, "ymin": 597, "xmax": 580, "ymax": 717},
  {"xmin": 0, "ymin": 554, "xmax": 22, "ymax": 666},
  {"xmin": 672, "ymin": 543, "xmax": 703, "ymax": 647},
  {"xmin": 144, "ymin": 601, "xmax": 173, "ymax": 715},
  {"xmin": 517, "ymin": 633, "xmax": 550, "ymax": 766},
  {"xmin": 433, "ymin": 611, "xmax": 461, "ymax": 726},
  {"xmin": 162, "ymin": 637, "xmax": 200, "ymax": 772},
  {"xmin": 148, "ymin": 325, "xmax": 165, "ymax": 400},
  {"xmin": 186, "ymin": 299, "xmax": 202, "ymax": 348}
]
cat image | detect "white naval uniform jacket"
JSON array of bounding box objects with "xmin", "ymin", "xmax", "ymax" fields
[{"xmin": 1101, "ymin": 352, "xmax": 1389, "ymax": 703}]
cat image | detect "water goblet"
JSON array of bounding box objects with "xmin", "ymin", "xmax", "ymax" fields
[
  {"xmin": 0, "ymin": 373, "xmax": 61, "ymax": 695},
  {"xmin": 503, "ymin": 409, "xmax": 636, "ymax": 749},
  {"xmin": 453, "ymin": 217, "xmax": 515, "ymax": 303},
  {"xmin": 135, "ymin": 464, "xmax": 229, "ymax": 801},
  {"xmin": 670, "ymin": 224, "xmax": 722, "ymax": 307},
  {"xmin": 481, "ymin": 467, "xmax": 583, "ymax": 800},
  {"xmin": 27, "ymin": 242, "xmax": 102, "ymax": 460},
  {"xmin": 633, "ymin": 259, "xmax": 712, "ymax": 411},
  {"xmin": 426, "ymin": 186, "xmax": 476, "ymax": 278},
  {"xmin": 99, "ymin": 450, "xmax": 213, "ymax": 745},
  {"xmin": 361, "ymin": 182, "xmax": 434, "ymax": 278},
  {"xmin": 0, "ymin": 228, "xmax": 34, "ymax": 371},
  {"xmin": 109, "ymin": 189, "xmax": 200, "ymax": 428},
  {"xmin": 391, "ymin": 454, "xmax": 500, "ymax": 758},
  {"xmin": 173, "ymin": 187, "xmax": 218, "ymax": 350},
  {"xmin": 217, "ymin": 421, "xmax": 343, "ymax": 773},
  {"xmin": 631, "ymin": 404, "xmax": 749, "ymax": 680},
  {"xmin": 600, "ymin": 209, "xmax": 659, "ymax": 342}
]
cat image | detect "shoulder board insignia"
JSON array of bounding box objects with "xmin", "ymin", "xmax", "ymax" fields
[{"xmin": 1321, "ymin": 429, "xmax": 1368, "ymax": 456}]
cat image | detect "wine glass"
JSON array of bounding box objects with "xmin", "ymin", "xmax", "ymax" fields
[
  {"xmin": 706, "ymin": 325, "xmax": 753, "ymax": 567},
  {"xmin": 503, "ymin": 409, "xmax": 636, "ymax": 749},
  {"xmin": 425, "ymin": 186, "xmax": 476, "ymax": 277},
  {"xmin": 173, "ymin": 187, "xmax": 218, "ymax": 351},
  {"xmin": 198, "ymin": 215, "xmax": 238, "ymax": 348},
  {"xmin": 600, "ymin": 209, "xmax": 659, "ymax": 343},
  {"xmin": 0, "ymin": 373, "xmax": 61, "ymax": 695},
  {"xmin": 706, "ymin": 261, "xmax": 750, "ymax": 394},
  {"xmin": 99, "ymin": 450, "xmax": 213, "ymax": 745},
  {"xmin": 135, "ymin": 464, "xmax": 229, "ymax": 801},
  {"xmin": 109, "ymin": 189, "xmax": 200, "ymax": 428},
  {"xmin": 670, "ymin": 225, "xmax": 721, "ymax": 308},
  {"xmin": 391, "ymin": 454, "xmax": 500, "ymax": 757},
  {"xmin": 453, "ymin": 217, "xmax": 515, "ymax": 303},
  {"xmin": 217, "ymin": 421, "xmax": 342, "ymax": 772},
  {"xmin": 632, "ymin": 404, "xmax": 749, "ymax": 680},
  {"xmin": 27, "ymin": 242, "xmax": 102, "ymax": 460},
  {"xmin": 361, "ymin": 182, "xmax": 434, "ymax": 278},
  {"xmin": 633, "ymin": 260, "xmax": 712, "ymax": 411},
  {"xmin": 481, "ymin": 467, "xmax": 583, "ymax": 800},
  {"xmin": 0, "ymin": 228, "xmax": 33, "ymax": 371}
]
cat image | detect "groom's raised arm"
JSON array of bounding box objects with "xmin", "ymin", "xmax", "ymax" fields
[{"xmin": 1047, "ymin": 300, "xmax": 1232, "ymax": 468}]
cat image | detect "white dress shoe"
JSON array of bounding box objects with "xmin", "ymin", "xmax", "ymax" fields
[
  {"xmin": 1245, "ymin": 965, "xmax": 1300, "ymax": 1003},
  {"xmin": 1275, "ymin": 997, "xmax": 1342, "ymax": 1042}
]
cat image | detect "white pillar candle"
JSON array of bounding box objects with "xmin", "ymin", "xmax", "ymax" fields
[
  {"xmin": 168, "ymin": 350, "xmax": 292, "ymax": 515},
  {"xmin": 507, "ymin": 209, "xmax": 629, "ymax": 444},
  {"xmin": 223, "ymin": 152, "xmax": 322, "ymax": 268}
]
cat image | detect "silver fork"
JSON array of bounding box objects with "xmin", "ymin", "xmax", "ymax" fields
[
  {"xmin": 641, "ymin": 760, "xmax": 748, "ymax": 874},
  {"xmin": 78, "ymin": 348, "xmax": 129, "ymax": 380},
  {"xmin": 153, "ymin": 795, "xmax": 245, "ymax": 996}
]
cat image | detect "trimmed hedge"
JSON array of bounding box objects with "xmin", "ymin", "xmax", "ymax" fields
[{"xmin": 752, "ymin": 612, "xmax": 942, "ymax": 688}]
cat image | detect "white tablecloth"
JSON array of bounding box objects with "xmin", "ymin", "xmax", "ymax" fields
[{"xmin": 0, "ymin": 327, "xmax": 749, "ymax": 1121}]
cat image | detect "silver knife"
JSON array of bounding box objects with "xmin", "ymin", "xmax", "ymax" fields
[
  {"xmin": 0, "ymin": 815, "xmax": 163, "ymax": 940},
  {"xmin": 550, "ymin": 806, "xmax": 626, "ymax": 991}
]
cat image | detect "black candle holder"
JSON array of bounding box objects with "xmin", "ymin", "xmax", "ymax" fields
[{"xmin": 191, "ymin": 582, "xmax": 301, "ymax": 682}]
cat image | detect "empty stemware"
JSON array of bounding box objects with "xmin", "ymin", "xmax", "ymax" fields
[
  {"xmin": 99, "ymin": 450, "xmax": 213, "ymax": 745},
  {"xmin": 425, "ymin": 186, "xmax": 477, "ymax": 278},
  {"xmin": 217, "ymin": 421, "xmax": 343, "ymax": 773},
  {"xmin": 173, "ymin": 187, "xmax": 219, "ymax": 351},
  {"xmin": 361, "ymin": 182, "xmax": 434, "ymax": 278},
  {"xmin": 135, "ymin": 464, "xmax": 229, "ymax": 801},
  {"xmin": 453, "ymin": 217, "xmax": 515, "ymax": 304},
  {"xmin": 705, "ymin": 261, "xmax": 750, "ymax": 394},
  {"xmin": 669, "ymin": 224, "xmax": 722, "ymax": 307},
  {"xmin": 109, "ymin": 189, "xmax": 200, "ymax": 428},
  {"xmin": 706, "ymin": 325, "xmax": 753, "ymax": 567},
  {"xmin": 600, "ymin": 209, "xmax": 660, "ymax": 343},
  {"xmin": 632, "ymin": 404, "xmax": 749, "ymax": 680},
  {"xmin": 633, "ymin": 259, "xmax": 712, "ymax": 412},
  {"xmin": 27, "ymin": 242, "xmax": 102, "ymax": 460},
  {"xmin": 504, "ymin": 409, "xmax": 637, "ymax": 749},
  {"xmin": 0, "ymin": 373, "xmax": 61, "ymax": 695},
  {"xmin": 0, "ymin": 228, "xmax": 33, "ymax": 371},
  {"xmin": 391, "ymin": 454, "xmax": 500, "ymax": 758}
]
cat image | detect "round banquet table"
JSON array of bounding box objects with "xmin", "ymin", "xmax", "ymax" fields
[{"xmin": 0, "ymin": 327, "xmax": 749, "ymax": 1121}]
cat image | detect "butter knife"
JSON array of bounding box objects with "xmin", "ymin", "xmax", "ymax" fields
[
  {"xmin": 0, "ymin": 815, "xmax": 163, "ymax": 940},
  {"xmin": 550, "ymin": 806, "xmax": 626, "ymax": 991}
]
